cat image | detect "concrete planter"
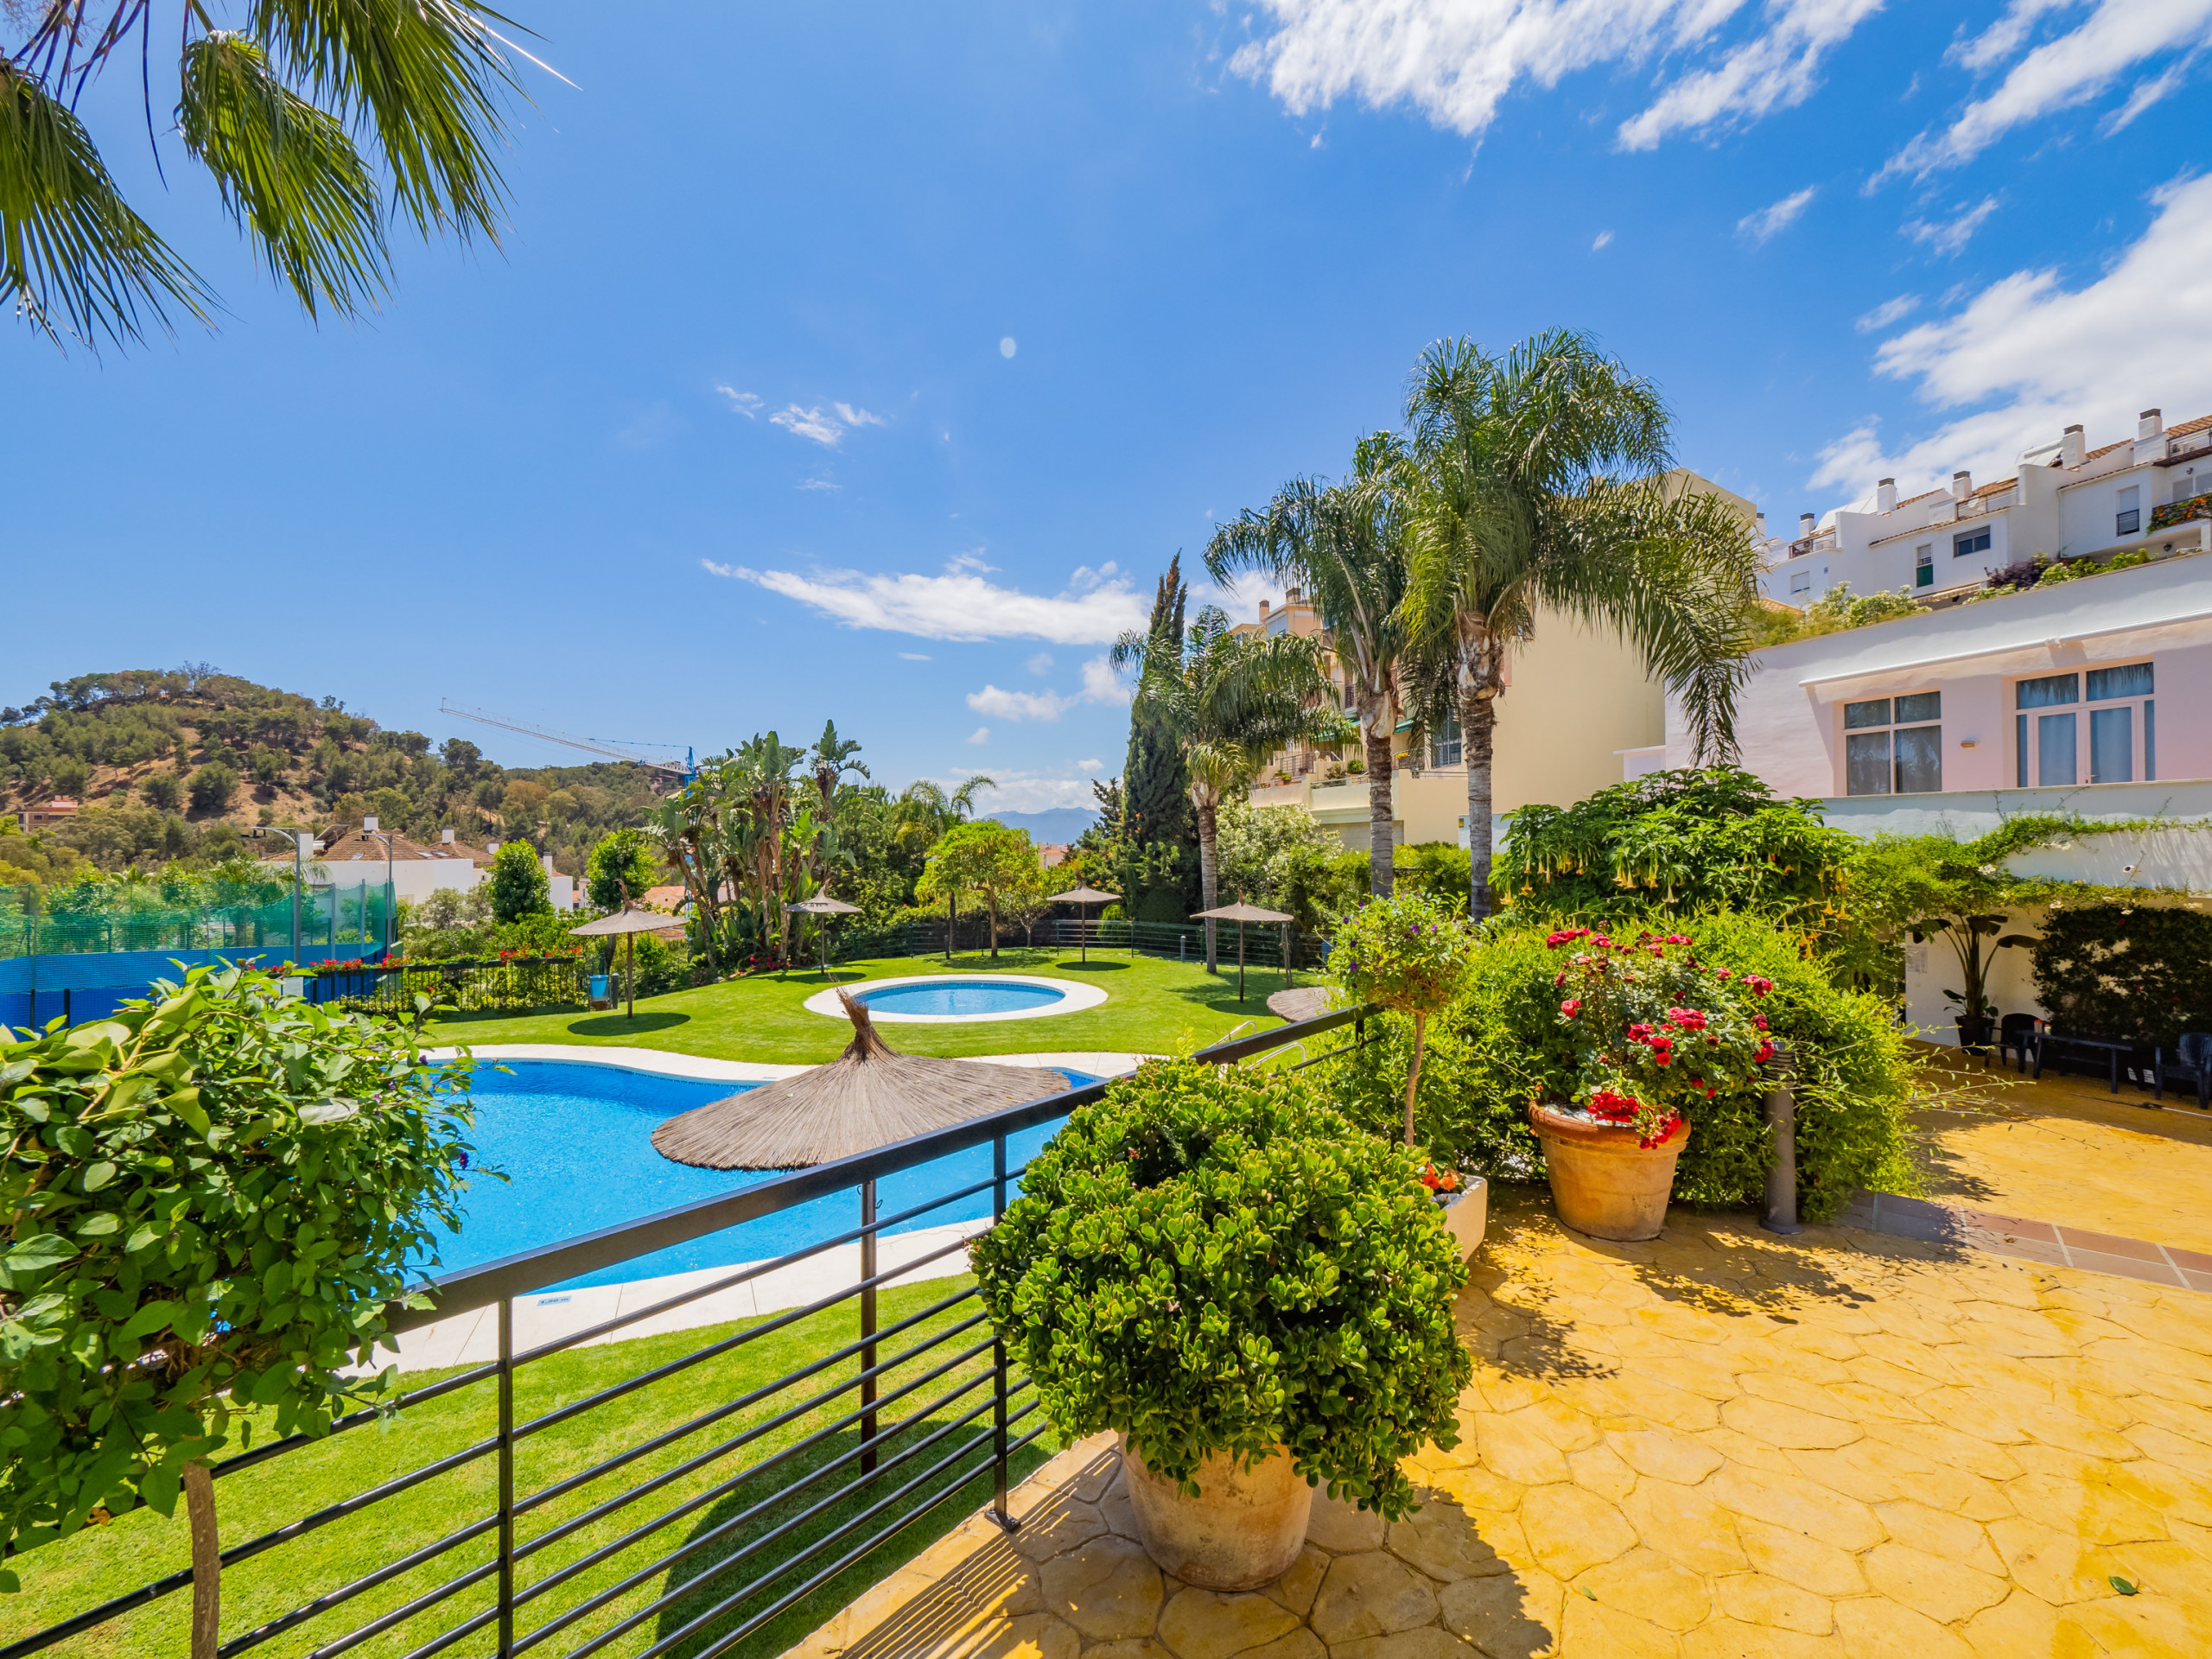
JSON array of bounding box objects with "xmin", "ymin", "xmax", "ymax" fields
[
  {"xmin": 1529, "ymin": 1102, "xmax": 1690, "ymax": 1243},
  {"xmin": 1117, "ymin": 1436, "xmax": 1314, "ymax": 1591},
  {"xmin": 1435, "ymin": 1178, "xmax": 1488, "ymax": 1260}
]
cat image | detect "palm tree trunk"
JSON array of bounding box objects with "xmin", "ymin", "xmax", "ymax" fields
[
  {"xmin": 185, "ymin": 1459, "xmax": 219, "ymax": 1659},
  {"xmin": 1462, "ymin": 690, "xmax": 1497, "ymax": 921},
  {"xmin": 1195, "ymin": 798, "xmax": 1220, "ymax": 973},
  {"xmin": 1364, "ymin": 728, "xmax": 1395, "ymax": 899}
]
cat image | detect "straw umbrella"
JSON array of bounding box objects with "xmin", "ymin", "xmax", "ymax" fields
[
  {"xmin": 1045, "ymin": 883, "xmax": 1119, "ymax": 965},
  {"xmin": 1191, "ymin": 899, "xmax": 1294, "ymax": 1004},
  {"xmin": 569, "ymin": 906, "xmax": 683, "ymax": 1020},
  {"xmin": 785, "ymin": 893, "xmax": 862, "ymax": 979}
]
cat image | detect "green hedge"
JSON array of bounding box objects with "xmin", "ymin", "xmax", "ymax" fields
[
  {"xmin": 2029, "ymin": 904, "xmax": 2212, "ymax": 1051},
  {"xmin": 1325, "ymin": 912, "xmax": 1921, "ymax": 1221}
]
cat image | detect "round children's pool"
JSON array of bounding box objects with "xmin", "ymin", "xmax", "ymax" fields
[
  {"xmin": 429, "ymin": 1058, "xmax": 1091, "ymax": 1291},
  {"xmin": 857, "ymin": 979, "xmax": 1065, "ymax": 1017}
]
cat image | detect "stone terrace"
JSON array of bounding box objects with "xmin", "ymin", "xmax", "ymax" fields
[{"xmin": 779, "ymin": 1189, "xmax": 2212, "ymax": 1657}]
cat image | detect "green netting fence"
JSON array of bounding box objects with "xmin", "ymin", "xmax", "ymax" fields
[{"xmin": 1, "ymin": 882, "xmax": 398, "ymax": 960}]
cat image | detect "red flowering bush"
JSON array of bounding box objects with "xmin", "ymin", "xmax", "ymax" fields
[{"xmin": 1548, "ymin": 930, "xmax": 1773, "ymax": 1147}]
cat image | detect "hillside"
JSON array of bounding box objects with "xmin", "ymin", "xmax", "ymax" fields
[
  {"xmin": 0, "ymin": 668, "xmax": 659, "ymax": 886},
  {"xmin": 988, "ymin": 807, "xmax": 1096, "ymax": 843}
]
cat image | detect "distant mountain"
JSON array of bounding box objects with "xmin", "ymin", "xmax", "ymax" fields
[{"xmin": 989, "ymin": 808, "xmax": 1096, "ymax": 844}]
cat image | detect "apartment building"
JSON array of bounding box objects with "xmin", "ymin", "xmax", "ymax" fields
[{"xmin": 1761, "ymin": 409, "xmax": 2212, "ymax": 607}]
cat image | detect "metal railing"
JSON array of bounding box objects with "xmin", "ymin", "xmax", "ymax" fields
[{"xmin": 3, "ymin": 1006, "xmax": 1370, "ymax": 1659}]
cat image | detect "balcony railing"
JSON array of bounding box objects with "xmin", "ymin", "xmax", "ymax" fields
[{"xmin": 1, "ymin": 1007, "xmax": 1370, "ymax": 1659}]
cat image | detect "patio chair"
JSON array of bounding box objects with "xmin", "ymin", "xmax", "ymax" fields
[
  {"xmin": 2156, "ymin": 1033, "xmax": 2212, "ymax": 1110},
  {"xmin": 1995, "ymin": 1013, "xmax": 2040, "ymax": 1073}
]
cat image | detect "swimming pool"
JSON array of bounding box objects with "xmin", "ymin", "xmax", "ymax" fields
[
  {"xmin": 858, "ymin": 979, "xmax": 1065, "ymax": 1017},
  {"xmin": 429, "ymin": 1058, "xmax": 1087, "ymax": 1292}
]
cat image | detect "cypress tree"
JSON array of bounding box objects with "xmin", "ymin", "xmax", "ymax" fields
[{"xmin": 1120, "ymin": 556, "xmax": 1199, "ymax": 918}]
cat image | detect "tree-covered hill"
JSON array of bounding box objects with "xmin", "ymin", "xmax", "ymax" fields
[{"xmin": 0, "ymin": 668, "xmax": 660, "ymax": 887}]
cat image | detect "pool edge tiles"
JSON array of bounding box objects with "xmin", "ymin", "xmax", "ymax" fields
[{"xmin": 800, "ymin": 971, "xmax": 1109, "ymax": 1023}]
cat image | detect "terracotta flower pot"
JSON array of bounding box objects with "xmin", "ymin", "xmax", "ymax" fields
[
  {"xmin": 1117, "ymin": 1436, "xmax": 1315, "ymax": 1591},
  {"xmin": 1529, "ymin": 1102, "xmax": 1690, "ymax": 1243}
]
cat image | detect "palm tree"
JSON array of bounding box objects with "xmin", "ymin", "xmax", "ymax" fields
[
  {"xmin": 1206, "ymin": 433, "xmax": 1412, "ymax": 899},
  {"xmin": 5, "ymin": 1, "xmax": 524, "ymax": 350},
  {"xmin": 1112, "ymin": 607, "xmax": 1329, "ymax": 970},
  {"xmin": 890, "ymin": 774, "xmax": 994, "ymax": 858},
  {"xmin": 1401, "ymin": 332, "xmax": 1764, "ymax": 920}
]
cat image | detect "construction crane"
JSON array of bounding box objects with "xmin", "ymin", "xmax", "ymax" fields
[{"xmin": 439, "ymin": 700, "xmax": 698, "ymax": 782}]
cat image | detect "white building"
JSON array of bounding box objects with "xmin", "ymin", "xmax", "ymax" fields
[
  {"xmin": 266, "ymin": 821, "xmax": 577, "ymax": 908},
  {"xmin": 1761, "ymin": 410, "xmax": 2212, "ymax": 607}
]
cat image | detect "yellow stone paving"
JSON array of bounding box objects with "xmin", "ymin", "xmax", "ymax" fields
[
  {"xmin": 779, "ymin": 1192, "xmax": 2212, "ymax": 1658},
  {"xmin": 1910, "ymin": 1047, "xmax": 2212, "ymax": 1255}
]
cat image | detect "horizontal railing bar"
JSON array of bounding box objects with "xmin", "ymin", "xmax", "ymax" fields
[
  {"xmin": 213, "ymin": 1362, "xmax": 501, "ymax": 1484},
  {"xmin": 512, "ymin": 1360, "xmax": 1009, "ymax": 1653},
  {"xmin": 565, "ymin": 1397, "xmax": 1009, "ymax": 1659},
  {"xmin": 508, "ymin": 1337, "xmax": 1002, "ymax": 1632},
  {"xmin": 513, "ymin": 1233, "xmax": 978, "ymax": 1445},
  {"xmin": 217, "ymin": 1510, "xmax": 500, "ymax": 1659},
  {"xmin": 505, "ymin": 1172, "xmax": 1001, "ymax": 1366},
  {"xmin": 302, "ymin": 1552, "xmax": 500, "ymax": 1659},
  {"xmin": 390, "ymin": 1006, "xmax": 1365, "ymax": 1327},
  {"xmin": 511, "ymin": 1315, "xmax": 992, "ymax": 1548}
]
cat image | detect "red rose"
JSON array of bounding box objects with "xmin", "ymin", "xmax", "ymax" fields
[{"xmin": 1560, "ymin": 998, "xmax": 1581, "ymax": 1018}]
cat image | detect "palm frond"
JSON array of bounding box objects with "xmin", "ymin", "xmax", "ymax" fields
[
  {"xmin": 251, "ymin": 0, "xmax": 519, "ymax": 243},
  {"xmin": 179, "ymin": 33, "xmax": 388, "ymax": 318},
  {"xmin": 0, "ymin": 59, "xmax": 212, "ymax": 347}
]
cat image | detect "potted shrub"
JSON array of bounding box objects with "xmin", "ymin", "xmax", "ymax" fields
[
  {"xmin": 973, "ymin": 1059, "xmax": 1472, "ymax": 1590},
  {"xmin": 1534, "ymin": 927, "xmax": 1774, "ymax": 1241}
]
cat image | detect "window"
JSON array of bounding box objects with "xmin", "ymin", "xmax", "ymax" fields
[
  {"xmin": 1915, "ymin": 545, "xmax": 1934, "ymax": 588},
  {"xmin": 1843, "ymin": 691, "xmax": 1942, "ymax": 796},
  {"xmin": 2015, "ymin": 664, "xmax": 2153, "ymax": 785},
  {"xmin": 2115, "ymin": 485, "xmax": 2140, "ymax": 537},
  {"xmin": 1789, "ymin": 570, "xmax": 1812, "ymax": 595},
  {"xmin": 1955, "ymin": 527, "xmax": 1991, "ymax": 558},
  {"xmin": 1428, "ymin": 715, "xmax": 1463, "ymax": 769}
]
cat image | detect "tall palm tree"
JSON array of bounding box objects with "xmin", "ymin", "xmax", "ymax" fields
[
  {"xmin": 1206, "ymin": 433, "xmax": 1412, "ymax": 899},
  {"xmin": 890, "ymin": 774, "xmax": 994, "ymax": 858},
  {"xmin": 5, "ymin": 0, "xmax": 525, "ymax": 350},
  {"xmin": 1112, "ymin": 606, "xmax": 1329, "ymax": 970},
  {"xmin": 1401, "ymin": 331, "xmax": 1764, "ymax": 920}
]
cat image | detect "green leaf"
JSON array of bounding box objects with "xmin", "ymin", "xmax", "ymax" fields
[
  {"xmin": 4, "ymin": 1234, "xmax": 77, "ymax": 1272},
  {"xmin": 81, "ymin": 1161, "xmax": 119, "ymax": 1192},
  {"xmin": 166, "ymin": 1088, "xmax": 210, "ymax": 1136},
  {"xmin": 298, "ymin": 1100, "xmax": 359, "ymax": 1127},
  {"xmin": 2110, "ymin": 1575, "xmax": 2138, "ymax": 1596},
  {"xmin": 75, "ymin": 1212, "xmax": 122, "ymax": 1237},
  {"xmin": 139, "ymin": 1460, "xmax": 181, "ymax": 1518}
]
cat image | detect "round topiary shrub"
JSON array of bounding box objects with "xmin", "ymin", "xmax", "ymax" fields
[{"xmin": 971, "ymin": 1058, "xmax": 1474, "ymax": 1518}]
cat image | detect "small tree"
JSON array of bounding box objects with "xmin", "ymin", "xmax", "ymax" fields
[
  {"xmin": 1331, "ymin": 892, "xmax": 1477, "ymax": 1145},
  {"xmin": 143, "ymin": 772, "xmax": 183, "ymax": 811},
  {"xmin": 187, "ymin": 762, "xmax": 238, "ymax": 813},
  {"xmin": 917, "ymin": 820, "xmax": 1037, "ymax": 959},
  {"xmin": 0, "ymin": 965, "xmax": 478, "ymax": 1658},
  {"xmin": 587, "ymin": 828, "xmax": 661, "ymax": 911},
  {"xmin": 488, "ymin": 839, "xmax": 551, "ymax": 923}
]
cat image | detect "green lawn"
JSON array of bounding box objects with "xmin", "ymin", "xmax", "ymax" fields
[
  {"xmin": 423, "ymin": 945, "xmax": 1300, "ymax": 1065},
  {"xmin": 10, "ymin": 1276, "xmax": 1058, "ymax": 1659}
]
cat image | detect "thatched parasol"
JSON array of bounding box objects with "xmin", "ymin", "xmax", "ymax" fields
[
  {"xmin": 1046, "ymin": 883, "xmax": 1119, "ymax": 965},
  {"xmin": 785, "ymin": 894, "xmax": 863, "ymax": 979},
  {"xmin": 651, "ymin": 991, "xmax": 1072, "ymax": 1170},
  {"xmin": 1191, "ymin": 899, "xmax": 1294, "ymax": 1004},
  {"xmin": 570, "ymin": 906, "xmax": 685, "ymax": 1020}
]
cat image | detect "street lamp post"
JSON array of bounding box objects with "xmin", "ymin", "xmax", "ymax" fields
[{"xmin": 245, "ymin": 825, "xmax": 317, "ymax": 961}]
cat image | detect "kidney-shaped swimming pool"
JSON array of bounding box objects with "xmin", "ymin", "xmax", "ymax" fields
[{"xmin": 429, "ymin": 1058, "xmax": 1087, "ymax": 1292}]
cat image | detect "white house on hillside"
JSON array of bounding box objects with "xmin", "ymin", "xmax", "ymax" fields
[{"xmin": 1761, "ymin": 409, "xmax": 2212, "ymax": 607}]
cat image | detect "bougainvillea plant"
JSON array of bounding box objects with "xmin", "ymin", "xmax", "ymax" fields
[
  {"xmin": 1330, "ymin": 892, "xmax": 1477, "ymax": 1145},
  {"xmin": 1547, "ymin": 928, "xmax": 1774, "ymax": 1147},
  {"xmin": 972, "ymin": 1059, "xmax": 1473, "ymax": 1519}
]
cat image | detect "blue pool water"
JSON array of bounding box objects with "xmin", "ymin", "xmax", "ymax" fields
[
  {"xmin": 858, "ymin": 979, "xmax": 1065, "ymax": 1017},
  {"xmin": 429, "ymin": 1059, "xmax": 1085, "ymax": 1292}
]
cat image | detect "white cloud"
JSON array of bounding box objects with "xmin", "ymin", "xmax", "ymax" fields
[
  {"xmin": 1618, "ymin": 0, "xmax": 1886, "ymax": 150},
  {"xmin": 834, "ymin": 403, "xmax": 886, "ymax": 429},
  {"xmin": 1025, "ymin": 652, "xmax": 1056, "ymax": 675},
  {"xmin": 1737, "ymin": 186, "xmax": 1817, "ymax": 246},
  {"xmin": 1855, "ymin": 293, "xmax": 1922, "ymax": 333},
  {"xmin": 908, "ymin": 769, "xmax": 1096, "ymax": 811},
  {"xmin": 899, "ymin": 652, "xmax": 931, "ymax": 661},
  {"xmin": 1882, "ymin": 0, "xmax": 2212, "ymax": 181},
  {"xmin": 715, "ymin": 385, "xmax": 762, "ymax": 417},
  {"xmin": 965, "ymin": 727, "xmax": 991, "ymax": 745},
  {"xmin": 1811, "ymin": 173, "xmax": 2212, "ymax": 499},
  {"xmin": 1080, "ymin": 655, "xmax": 1132, "ymax": 706},
  {"xmin": 1592, "ymin": 229, "xmax": 1614, "ymax": 251},
  {"xmin": 702, "ymin": 554, "xmax": 1152, "ymax": 643},
  {"xmin": 1230, "ymin": 1, "xmax": 1885, "ymax": 150},
  {"xmin": 1000, "ymin": 337, "xmax": 1018, "ymax": 359},
  {"xmin": 1078, "ymin": 758, "xmax": 1105, "ymax": 774},
  {"xmin": 770, "ymin": 405, "xmax": 848, "ymax": 447},
  {"xmin": 1948, "ymin": 0, "xmax": 2076, "ymax": 74},
  {"xmin": 2100, "ymin": 54, "xmax": 2194, "ymax": 134},
  {"xmin": 1903, "ymin": 195, "xmax": 2002, "ymax": 256},
  {"xmin": 797, "ymin": 477, "xmax": 842, "ymax": 493}
]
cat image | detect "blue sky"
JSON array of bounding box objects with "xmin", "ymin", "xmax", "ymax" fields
[{"xmin": 10, "ymin": 0, "xmax": 2210, "ymax": 810}]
